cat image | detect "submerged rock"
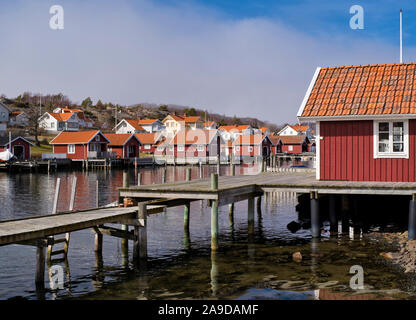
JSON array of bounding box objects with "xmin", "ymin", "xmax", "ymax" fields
[
  {"xmin": 292, "ymin": 252, "xmax": 302, "ymax": 262},
  {"xmin": 287, "ymin": 221, "xmax": 301, "ymax": 233}
]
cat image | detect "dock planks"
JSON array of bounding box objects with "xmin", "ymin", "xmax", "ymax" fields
[{"xmin": 0, "ymin": 207, "xmax": 138, "ymax": 246}]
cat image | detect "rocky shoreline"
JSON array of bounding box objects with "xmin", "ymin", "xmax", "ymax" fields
[{"xmin": 369, "ymin": 231, "xmax": 416, "ymax": 274}]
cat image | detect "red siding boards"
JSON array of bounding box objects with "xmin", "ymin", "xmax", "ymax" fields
[{"xmin": 320, "ymin": 120, "xmax": 416, "ymax": 182}]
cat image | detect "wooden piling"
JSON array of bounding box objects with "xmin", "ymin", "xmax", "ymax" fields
[
  {"xmin": 123, "ymin": 171, "xmax": 129, "ymax": 188},
  {"xmin": 256, "ymin": 196, "xmax": 262, "ymax": 215},
  {"xmin": 211, "ymin": 173, "xmax": 218, "ymax": 190},
  {"xmin": 138, "ymin": 173, "xmax": 142, "ymax": 186},
  {"xmin": 310, "ymin": 191, "xmax": 320, "ymax": 238},
  {"xmin": 216, "ymin": 155, "xmax": 220, "ymax": 176},
  {"xmin": 211, "ymin": 173, "xmax": 219, "ymax": 251},
  {"xmin": 94, "ymin": 228, "xmax": 103, "ymax": 253},
  {"xmin": 184, "ymin": 169, "xmax": 191, "ymax": 231},
  {"xmin": 134, "ymin": 202, "xmax": 147, "ymax": 260},
  {"xmin": 409, "ymin": 193, "xmax": 416, "ymax": 240},
  {"xmin": 35, "ymin": 241, "xmax": 46, "ymax": 289},
  {"xmin": 248, "ymin": 197, "xmax": 255, "ymax": 236}
]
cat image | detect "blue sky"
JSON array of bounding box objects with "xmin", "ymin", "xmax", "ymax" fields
[{"xmin": 0, "ymin": 0, "xmax": 415, "ymax": 124}]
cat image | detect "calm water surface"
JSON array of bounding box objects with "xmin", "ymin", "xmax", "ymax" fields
[{"xmin": 0, "ymin": 163, "xmax": 415, "ymax": 300}]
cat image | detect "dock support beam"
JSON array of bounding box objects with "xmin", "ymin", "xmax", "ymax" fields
[
  {"xmin": 409, "ymin": 194, "xmax": 416, "ymax": 240},
  {"xmin": 329, "ymin": 195, "xmax": 337, "ymax": 233},
  {"xmin": 122, "ymin": 171, "xmax": 129, "ymax": 251},
  {"xmin": 184, "ymin": 168, "xmax": 191, "ymax": 231},
  {"xmin": 35, "ymin": 240, "xmax": 46, "ymax": 289},
  {"xmin": 310, "ymin": 191, "xmax": 320, "ymax": 238},
  {"xmin": 248, "ymin": 197, "xmax": 255, "ymax": 237},
  {"xmin": 134, "ymin": 203, "xmax": 148, "ymax": 260},
  {"xmin": 228, "ymin": 162, "xmax": 235, "ymax": 222},
  {"xmin": 211, "ymin": 173, "xmax": 219, "ymax": 251}
]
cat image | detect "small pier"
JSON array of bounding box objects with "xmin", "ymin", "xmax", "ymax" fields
[{"xmin": 3, "ymin": 169, "xmax": 416, "ymax": 292}]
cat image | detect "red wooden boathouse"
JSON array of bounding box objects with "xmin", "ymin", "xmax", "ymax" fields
[
  {"xmin": 298, "ymin": 63, "xmax": 416, "ymax": 182},
  {"xmin": 104, "ymin": 133, "xmax": 141, "ymax": 159}
]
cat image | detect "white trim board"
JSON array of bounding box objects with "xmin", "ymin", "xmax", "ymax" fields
[{"xmin": 297, "ymin": 67, "xmax": 321, "ymax": 118}]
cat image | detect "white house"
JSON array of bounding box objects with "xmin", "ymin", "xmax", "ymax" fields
[
  {"xmin": 204, "ymin": 121, "xmax": 217, "ymax": 130},
  {"xmin": 39, "ymin": 112, "xmax": 80, "ymax": 133},
  {"xmin": 53, "ymin": 107, "xmax": 94, "ymax": 128},
  {"xmin": 9, "ymin": 112, "xmax": 29, "ymax": 127},
  {"xmin": 136, "ymin": 119, "xmax": 165, "ymax": 133},
  {"xmin": 277, "ymin": 124, "xmax": 312, "ymax": 137},
  {"xmin": 114, "ymin": 119, "xmax": 147, "ymax": 134},
  {"xmin": 218, "ymin": 125, "xmax": 254, "ymax": 142}
]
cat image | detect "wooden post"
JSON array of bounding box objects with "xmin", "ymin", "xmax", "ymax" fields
[
  {"xmin": 184, "ymin": 169, "xmax": 191, "ymax": 231},
  {"xmin": 256, "ymin": 196, "xmax": 262, "ymax": 216},
  {"xmin": 216, "ymin": 155, "xmax": 220, "ymax": 176},
  {"xmin": 211, "ymin": 173, "xmax": 219, "ymax": 251},
  {"xmin": 52, "ymin": 178, "xmax": 61, "ymax": 214},
  {"xmin": 94, "ymin": 229, "xmax": 103, "ymax": 253},
  {"xmin": 123, "ymin": 171, "xmax": 129, "ymax": 188},
  {"xmin": 94, "ymin": 180, "xmax": 98, "ymax": 208},
  {"xmin": 134, "ymin": 203, "xmax": 148, "ymax": 260},
  {"xmin": 211, "ymin": 200, "xmax": 219, "ymax": 251},
  {"xmin": 211, "ymin": 173, "xmax": 218, "ymax": 190},
  {"xmin": 162, "ymin": 167, "xmax": 166, "ymax": 184},
  {"xmin": 47, "ymin": 160, "xmax": 51, "ymax": 173},
  {"xmin": 310, "ymin": 191, "xmax": 320, "ymax": 238},
  {"xmin": 229, "ymin": 162, "xmax": 235, "ymax": 219},
  {"xmin": 35, "ymin": 241, "xmax": 46, "ymax": 289},
  {"xmin": 199, "ymin": 161, "xmax": 203, "ymax": 179},
  {"xmin": 138, "ymin": 173, "xmax": 142, "ymax": 186},
  {"xmin": 69, "ymin": 176, "xmax": 77, "ymax": 211},
  {"xmin": 248, "ymin": 197, "xmax": 255, "ymax": 236}
]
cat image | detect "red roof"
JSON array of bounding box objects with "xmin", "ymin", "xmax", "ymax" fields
[
  {"xmin": 135, "ymin": 133, "xmax": 161, "ymax": 144},
  {"xmin": 50, "ymin": 130, "xmax": 108, "ymax": 144},
  {"xmin": 49, "ymin": 113, "xmax": 74, "ymax": 121},
  {"xmin": 290, "ymin": 125, "xmax": 308, "ymax": 132},
  {"xmin": 278, "ymin": 135, "xmax": 308, "ymax": 145},
  {"xmin": 218, "ymin": 125, "xmax": 250, "ymax": 132},
  {"xmin": 233, "ymin": 134, "xmax": 268, "ymax": 145},
  {"xmin": 10, "ymin": 112, "xmax": 23, "ymax": 117},
  {"xmin": 138, "ymin": 119, "xmax": 159, "ymax": 125},
  {"xmin": 171, "ymin": 129, "xmax": 218, "ymax": 145},
  {"xmin": 104, "ymin": 133, "xmax": 137, "ymax": 146},
  {"xmin": 299, "ymin": 63, "xmax": 416, "ymax": 118},
  {"xmin": 125, "ymin": 120, "xmax": 145, "ymax": 130}
]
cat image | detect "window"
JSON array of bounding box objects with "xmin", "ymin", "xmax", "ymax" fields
[
  {"xmin": 374, "ymin": 120, "xmax": 409, "ymax": 158},
  {"xmin": 68, "ymin": 144, "xmax": 75, "ymax": 154},
  {"xmin": 51, "ymin": 122, "xmax": 55, "ymax": 128},
  {"xmin": 197, "ymin": 145, "xmax": 204, "ymax": 152},
  {"xmin": 248, "ymin": 146, "xmax": 253, "ymax": 152},
  {"xmin": 178, "ymin": 145, "xmax": 184, "ymax": 152},
  {"xmin": 144, "ymin": 145, "xmax": 151, "ymax": 149},
  {"xmin": 288, "ymin": 145, "xmax": 293, "ymax": 152}
]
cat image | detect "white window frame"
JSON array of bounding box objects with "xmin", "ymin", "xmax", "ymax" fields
[
  {"xmin": 144, "ymin": 144, "xmax": 151, "ymax": 150},
  {"xmin": 248, "ymin": 146, "xmax": 253, "ymax": 152},
  {"xmin": 197, "ymin": 144, "xmax": 205, "ymax": 152},
  {"xmin": 68, "ymin": 144, "xmax": 75, "ymax": 154},
  {"xmin": 373, "ymin": 120, "xmax": 409, "ymax": 159},
  {"xmin": 288, "ymin": 145, "xmax": 293, "ymax": 152},
  {"xmin": 178, "ymin": 145, "xmax": 185, "ymax": 152}
]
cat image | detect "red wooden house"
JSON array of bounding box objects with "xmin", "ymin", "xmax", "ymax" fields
[
  {"xmin": 233, "ymin": 134, "xmax": 272, "ymax": 158},
  {"xmin": 104, "ymin": 133, "xmax": 141, "ymax": 159},
  {"xmin": 135, "ymin": 133, "xmax": 163, "ymax": 154},
  {"xmin": 50, "ymin": 130, "xmax": 110, "ymax": 160},
  {"xmin": 0, "ymin": 136, "xmax": 33, "ymax": 160},
  {"xmin": 297, "ymin": 63, "xmax": 416, "ymax": 182},
  {"xmin": 166, "ymin": 129, "xmax": 221, "ymax": 162},
  {"xmin": 268, "ymin": 135, "xmax": 283, "ymax": 155},
  {"xmin": 277, "ymin": 135, "xmax": 310, "ymax": 154}
]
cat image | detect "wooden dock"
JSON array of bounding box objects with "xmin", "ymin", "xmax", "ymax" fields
[{"xmin": 4, "ymin": 169, "xmax": 416, "ymax": 293}]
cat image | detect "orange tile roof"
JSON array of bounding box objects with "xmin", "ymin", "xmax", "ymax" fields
[
  {"xmin": 290, "ymin": 125, "xmax": 308, "ymax": 132},
  {"xmin": 268, "ymin": 135, "xmax": 281, "ymax": 146},
  {"xmin": 104, "ymin": 133, "xmax": 136, "ymax": 146},
  {"xmin": 171, "ymin": 129, "xmax": 218, "ymax": 145},
  {"xmin": 300, "ymin": 63, "xmax": 416, "ymax": 118},
  {"xmin": 125, "ymin": 120, "xmax": 145, "ymax": 130},
  {"xmin": 260, "ymin": 127, "xmax": 268, "ymax": 133},
  {"xmin": 278, "ymin": 135, "xmax": 308, "ymax": 145},
  {"xmin": 61, "ymin": 107, "xmax": 83, "ymax": 113},
  {"xmin": 10, "ymin": 112, "xmax": 23, "ymax": 117},
  {"xmin": 50, "ymin": 130, "xmax": 105, "ymax": 144},
  {"xmin": 138, "ymin": 119, "xmax": 159, "ymax": 125},
  {"xmin": 49, "ymin": 113, "xmax": 75, "ymax": 121},
  {"xmin": 184, "ymin": 116, "xmax": 201, "ymax": 123},
  {"xmin": 204, "ymin": 121, "xmax": 215, "ymax": 126},
  {"xmin": 219, "ymin": 125, "xmax": 250, "ymax": 132},
  {"xmin": 135, "ymin": 133, "xmax": 160, "ymax": 144},
  {"xmin": 233, "ymin": 134, "xmax": 268, "ymax": 145}
]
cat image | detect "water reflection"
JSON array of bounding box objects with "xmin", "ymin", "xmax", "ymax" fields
[{"xmin": 0, "ymin": 163, "xmax": 414, "ymax": 300}]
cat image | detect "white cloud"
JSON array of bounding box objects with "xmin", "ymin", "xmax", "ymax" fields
[{"xmin": 0, "ymin": 0, "xmax": 413, "ymax": 124}]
